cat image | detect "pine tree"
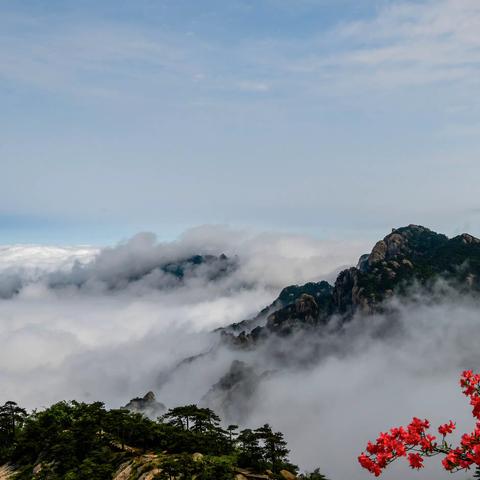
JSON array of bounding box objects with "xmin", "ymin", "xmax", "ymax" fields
[
  {"xmin": 255, "ymin": 424, "xmax": 290, "ymax": 473},
  {"xmin": 227, "ymin": 424, "xmax": 238, "ymax": 442},
  {"xmin": 237, "ymin": 428, "xmax": 264, "ymax": 470},
  {"xmin": 0, "ymin": 400, "xmax": 27, "ymax": 455},
  {"xmin": 162, "ymin": 405, "xmax": 221, "ymax": 433}
]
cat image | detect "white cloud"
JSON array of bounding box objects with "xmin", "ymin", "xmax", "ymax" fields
[
  {"xmin": 0, "ymin": 244, "xmax": 97, "ymax": 276},
  {"xmin": 2, "ymin": 0, "xmax": 480, "ymax": 116},
  {"xmin": 0, "ymin": 226, "xmax": 366, "ymax": 408},
  {"xmin": 309, "ymin": 0, "xmax": 480, "ymax": 89}
]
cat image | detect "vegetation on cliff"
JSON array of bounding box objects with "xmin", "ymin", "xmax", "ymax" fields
[{"xmin": 0, "ymin": 400, "xmax": 324, "ymax": 480}]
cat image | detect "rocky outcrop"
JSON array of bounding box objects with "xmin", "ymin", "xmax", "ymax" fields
[
  {"xmin": 124, "ymin": 391, "xmax": 166, "ymax": 419},
  {"xmin": 266, "ymin": 294, "xmax": 320, "ymax": 335},
  {"xmin": 221, "ymin": 281, "xmax": 335, "ymax": 346},
  {"xmin": 280, "ymin": 470, "xmax": 297, "ymax": 480},
  {"xmin": 223, "ymin": 281, "xmax": 333, "ymax": 335},
  {"xmin": 113, "ymin": 454, "xmax": 164, "ymax": 480},
  {"xmin": 0, "ymin": 465, "xmax": 15, "ymax": 480},
  {"xmin": 113, "ymin": 453, "xmax": 276, "ymax": 480},
  {"xmin": 234, "ymin": 468, "xmax": 271, "ymax": 479},
  {"xmin": 367, "ymin": 225, "xmax": 448, "ymax": 267},
  {"xmin": 332, "ymin": 267, "xmax": 366, "ymax": 314}
]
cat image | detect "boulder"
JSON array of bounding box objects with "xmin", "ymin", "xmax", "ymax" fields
[{"xmin": 280, "ymin": 470, "xmax": 297, "ymax": 480}]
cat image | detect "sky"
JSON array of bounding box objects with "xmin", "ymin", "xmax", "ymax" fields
[{"xmin": 2, "ymin": 0, "xmax": 480, "ymax": 244}]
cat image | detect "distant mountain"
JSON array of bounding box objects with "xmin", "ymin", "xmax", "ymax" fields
[
  {"xmin": 0, "ymin": 252, "xmax": 238, "ymax": 298},
  {"xmin": 201, "ymin": 360, "xmax": 270, "ymax": 424},
  {"xmin": 50, "ymin": 252, "xmax": 238, "ymax": 291},
  {"xmin": 161, "ymin": 253, "xmax": 233, "ymax": 281},
  {"xmin": 123, "ymin": 391, "xmax": 166, "ymax": 419}
]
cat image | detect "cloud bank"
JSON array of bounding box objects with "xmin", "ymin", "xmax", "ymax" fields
[
  {"xmin": 0, "ymin": 225, "xmax": 366, "ymax": 406},
  {"xmin": 2, "ymin": 227, "xmax": 480, "ymax": 480}
]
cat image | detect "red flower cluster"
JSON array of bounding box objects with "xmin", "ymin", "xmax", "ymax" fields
[
  {"xmin": 358, "ymin": 417, "xmax": 437, "ymax": 476},
  {"xmin": 358, "ymin": 370, "xmax": 480, "ymax": 476},
  {"xmin": 440, "ymin": 370, "xmax": 480, "ymax": 471},
  {"xmin": 438, "ymin": 420, "xmax": 456, "ymax": 436},
  {"xmin": 461, "ymin": 370, "xmax": 480, "ymax": 418}
]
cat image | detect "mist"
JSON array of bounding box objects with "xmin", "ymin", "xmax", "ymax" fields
[
  {"xmin": 0, "ymin": 227, "xmax": 479, "ymax": 479},
  {"xmin": 0, "ymin": 226, "xmax": 365, "ymax": 406}
]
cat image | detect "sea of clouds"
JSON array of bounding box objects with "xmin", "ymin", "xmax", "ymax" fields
[
  {"xmin": 0, "ymin": 226, "xmax": 364, "ymax": 407},
  {"xmin": 1, "ymin": 226, "xmax": 479, "ymax": 480}
]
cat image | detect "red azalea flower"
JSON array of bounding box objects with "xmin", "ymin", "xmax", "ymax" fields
[
  {"xmin": 408, "ymin": 453, "xmax": 424, "ymax": 469},
  {"xmin": 438, "ymin": 421, "xmax": 456, "ymax": 436}
]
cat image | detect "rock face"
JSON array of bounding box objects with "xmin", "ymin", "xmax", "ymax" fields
[
  {"xmin": 124, "ymin": 392, "xmax": 166, "ymax": 419},
  {"xmin": 221, "ymin": 281, "xmax": 334, "ymax": 347},
  {"xmin": 279, "ymin": 470, "xmax": 297, "ymax": 480},
  {"xmin": 234, "ymin": 469, "xmax": 271, "ymax": 480},
  {"xmin": 224, "ymin": 225, "xmax": 480, "ymax": 345},
  {"xmin": 223, "ymin": 281, "xmax": 333, "ymax": 336},
  {"xmin": 112, "ymin": 454, "xmax": 165, "ymax": 480},
  {"xmin": 266, "ymin": 294, "xmax": 320, "ymax": 335},
  {"xmin": 0, "ymin": 465, "xmax": 15, "ymax": 480}
]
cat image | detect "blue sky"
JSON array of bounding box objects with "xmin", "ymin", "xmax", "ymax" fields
[{"xmin": 2, "ymin": 0, "xmax": 480, "ymax": 244}]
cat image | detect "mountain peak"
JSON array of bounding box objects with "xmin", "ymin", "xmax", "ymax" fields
[
  {"xmin": 224, "ymin": 225, "xmax": 480, "ymax": 345},
  {"xmin": 366, "ymin": 224, "xmax": 448, "ymax": 268}
]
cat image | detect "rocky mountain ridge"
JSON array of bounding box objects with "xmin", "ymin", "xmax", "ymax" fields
[{"xmin": 222, "ymin": 225, "xmax": 480, "ymax": 345}]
